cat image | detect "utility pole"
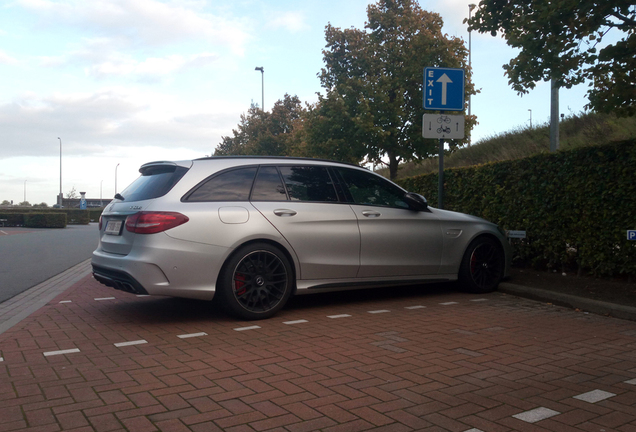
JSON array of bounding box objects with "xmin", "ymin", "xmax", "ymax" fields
[{"xmin": 550, "ymin": 79, "xmax": 559, "ymax": 152}]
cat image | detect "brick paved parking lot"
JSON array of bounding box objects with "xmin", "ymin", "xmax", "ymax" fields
[{"xmin": 1, "ymin": 271, "xmax": 636, "ymax": 432}]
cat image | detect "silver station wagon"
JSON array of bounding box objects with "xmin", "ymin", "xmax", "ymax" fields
[{"xmin": 92, "ymin": 157, "xmax": 511, "ymax": 320}]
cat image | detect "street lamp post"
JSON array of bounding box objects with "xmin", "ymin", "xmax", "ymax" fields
[
  {"xmin": 100, "ymin": 180, "xmax": 103, "ymax": 207},
  {"xmin": 468, "ymin": 4, "xmax": 476, "ymax": 147},
  {"xmin": 58, "ymin": 137, "xmax": 62, "ymax": 207},
  {"xmin": 24, "ymin": 180, "xmax": 27, "ymax": 204},
  {"xmin": 528, "ymin": 109, "xmax": 532, "ymax": 128},
  {"xmin": 255, "ymin": 66, "xmax": 264, "ymax": 110},
  {"xmin": 115, "ymin": 163, "xmax": 120, "ymax": 195}
]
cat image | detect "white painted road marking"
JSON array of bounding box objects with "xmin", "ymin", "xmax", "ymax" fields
[
  {"xmin": 573, "ymin": 389, "xmax": 616, "ymax": 403},
  {"xmin": 513, "ymin": 407, "xmax": 560, "ymax": 423},
  {"xmin": 234, "ymin": 326, "xmax": 261, "ymax": 331},
  {"xmin": 177, "ymin": 332, "xmax": 207, "ymax": 339},
  {"xmin": 43, "ymin": 348, "xmax": 81, "ymax": 357},
  {"xmin": 327, "ymin": 314, "xmax": 351, "ymax": 319},
  {"xmin": 114, "ymin": 340, "xmax": 147, "ymax": 347},
  {"xmin": 283, "ymin": 320, "xmax": 308, "ymax": 325}
]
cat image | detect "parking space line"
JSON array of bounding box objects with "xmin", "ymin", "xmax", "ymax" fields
[
  {"xmin": 440, "ymin": 302, "xmax": 459, "ymax": 305},
  {"xmin": 405, "ymin": 305, "xmax": 425, "ymax": 309},
  {"xmin": 114, "ymin": 340, "xmax": 147, "ymax": 347},
  {"xmin": 177, "ymin": 332, "xmax": 207, "ymax": 339},
  {"xmin": 368, "ymin": 310, "xmax": 390, "ymax": 314},
  {"xmin": 43, "ymin": 348, "xmax": 81, "ymax": 357},
  {"xmin": 327, "ymin": 314, "xmax": 351, "ymax": 318},
  {"xmin": 58, "ymin": 300, "xmax": 72, "ymax": 304},
  {"xmin": 513, "ymin": 407, "xmax": 560, "ymax": 423},
  {"xmin": 470, "ymin": 298, "xmax": 488, "ymax": 302},
  {"xmin": 0, "ymin": 357, "xmax": 3, "ymax": 362},
  {"xmin": 573, "ymin": 390, "xmax": 616, "ymax": 403},
  {"xmin": 283, "ymin": 320, "xmax": 308, "ymax": 325},
  {"xmin": 234, "ymin": 326, "xmax": 261, "ymax": 331},
  {"xmin": 95, "ymin": 297, "xmax": 116, "ymax": 301},
  {"xmin": 625, "ymin": 378, "xmax": 636, "ymax": 385}
]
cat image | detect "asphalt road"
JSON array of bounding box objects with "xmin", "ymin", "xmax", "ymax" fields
[{"xmin": 0, "ymin": 223, "xmax": 99, "ymax": 303}]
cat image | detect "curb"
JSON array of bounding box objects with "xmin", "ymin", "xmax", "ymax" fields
[
  {"xmin": 0, "ymin": 259, "xmax": 92, "ymax": 335},
  {"xmin": 499, "ymin": 282, "xmax": 636, "ymax": 322}
]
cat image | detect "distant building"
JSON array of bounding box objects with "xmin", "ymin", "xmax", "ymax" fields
[{"xmin": 60, "ymin": 197, "xmax": 112, "ymax": 208}]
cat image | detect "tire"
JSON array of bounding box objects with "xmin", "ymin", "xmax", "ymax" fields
[
  {"xmin": 458, "ymin": 237, "xmax": 505, "ymax": 293},
  {"xmin": 217, "ymin": 243, "xmax": 293, "ymax": 320}
]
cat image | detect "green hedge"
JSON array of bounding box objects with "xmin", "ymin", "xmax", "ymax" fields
[
  {"xmin": 398, "ymin": 139, "xmax": 636, "ymax": 278},
  {"xmin": 0, "ymin": 213, "xmax": 25, "ymax": 226},
  {"xmin": 23, "ymin": 213, "xmax": 67, "ymax": 228},
  {"xmin": 0, "ymin": 208, "xmax": 97, "ymax": 225}
]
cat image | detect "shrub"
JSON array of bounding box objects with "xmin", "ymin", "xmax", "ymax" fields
[
  {"xmin": 398, "ymin": 139, "xmax": 636, "ymax": 278},
  {"xmin": 24, "ymin": 213, "xmax": 67, "ymax": 228}
]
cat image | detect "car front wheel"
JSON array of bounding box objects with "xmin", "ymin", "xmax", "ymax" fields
[
  {"xmin": 459, "ymin": 237, "xmax": 504, "ymax": 293},
  {"xmin": 217, "ymin": 243, "xmax": 293, "ymax": 320}
]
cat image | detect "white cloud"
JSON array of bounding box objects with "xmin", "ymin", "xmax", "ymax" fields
[
  {"xmin": 266, "ymin": 11, "xmax": 307, "ymax": 33},
  {"xmin": 16, "ymin": 0, "xmax": 252, "ymax": 54},
  {"xmin": 0, "ymin": 49, "xmax": 19, "ymax": 65}
]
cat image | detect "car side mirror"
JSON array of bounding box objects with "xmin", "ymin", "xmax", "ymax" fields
[{"xmin": 404, "ymin": 192, "xmax": 429, "ymax": 211}]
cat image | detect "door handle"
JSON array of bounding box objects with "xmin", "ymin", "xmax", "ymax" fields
[
  {"xmin": 362, "ymin": 210, "xmax": 381, "ymax": 218},
  {"xmin": 273, "ymin": 209, "xmax": 297, "ymax": 217}
]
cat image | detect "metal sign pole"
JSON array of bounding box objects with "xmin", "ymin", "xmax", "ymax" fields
[{"xmin": 438, "ymin": 138, "xmax": 444, "ymax": 209}]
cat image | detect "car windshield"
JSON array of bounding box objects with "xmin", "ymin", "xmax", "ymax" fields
[{"xmin": 120, "ymin": 165, "xmax": 189, "ymax": 202}]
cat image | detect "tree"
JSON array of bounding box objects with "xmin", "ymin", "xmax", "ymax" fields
[
  {"xmin": 318, "ymin": 0, "xmax": 472, "ymax": 179},
  {"xmin": 66, "ymin": 186, "xmax": 78, "ymax": 199},
  {"xmin": 1, "ymin": 200, "xmax": 11, "ymax": 206},
  {"xmin": 19, "ymin": 201, "xmax": 31, "ymax": 207},
  {"xmin": 468, "ymin": 1, "xmax": 636, "ymax": 116},
  {"xmin": 33, "ymin": 202, "xmax": 49, "ymax": 208},
  {"xmin": 216, "ymin": 95, "xmax": 306, "ymax": 157}
]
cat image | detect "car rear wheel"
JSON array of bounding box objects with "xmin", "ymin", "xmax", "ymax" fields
[
  {"xmin": 459, "ymin": 237, "xmax": 504, "ymax": 293},
  {"xmin": 217, "ymin": 243, "xmax": 293, "ymax": 320}
]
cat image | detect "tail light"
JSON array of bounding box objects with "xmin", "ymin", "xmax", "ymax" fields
[{"xmin": 126, "ymin": 212, "xmax": 189, "ymax": 234}]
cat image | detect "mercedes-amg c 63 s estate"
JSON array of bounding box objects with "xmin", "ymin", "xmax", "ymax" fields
[{"xmin": 92, "ymin": 157, "xmax": 511, "ymax": 320}]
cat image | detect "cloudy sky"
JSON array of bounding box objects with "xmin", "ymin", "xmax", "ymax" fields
[{"xmin": 1, "ymin": 0, "xmax": 592, "ymax": 205}]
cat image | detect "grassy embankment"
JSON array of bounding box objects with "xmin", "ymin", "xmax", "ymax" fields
[{"xmin": 377, "ymin": 112, "xmax": 636, "ymax": 180}]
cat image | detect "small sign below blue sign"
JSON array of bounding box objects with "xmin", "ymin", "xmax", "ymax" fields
[
  {"xmin": 628, "ymin": 230, "xmax": 636, "ymax": 240},
  {"xmin": 424, "ymin": 67, "xmax": 465, "ymax": 111}
]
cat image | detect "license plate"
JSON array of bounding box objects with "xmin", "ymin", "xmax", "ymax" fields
[{"xmin": 105, "ymin": 220, "xmax": 123, "ymax": 235}]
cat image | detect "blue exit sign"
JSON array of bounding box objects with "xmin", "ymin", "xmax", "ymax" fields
[{"xmin": 424, "ymin": 67, "xmax": 465, "ymax": 111}]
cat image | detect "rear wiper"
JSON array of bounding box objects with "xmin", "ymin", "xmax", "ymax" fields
[{"xmin": 114, "ymin": 193, "xmax": 125, "ymax": 201}]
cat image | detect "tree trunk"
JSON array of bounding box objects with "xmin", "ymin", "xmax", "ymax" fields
[{"xmin": 387, "ymin": 151, "xmax": 399, "ymax": 180}]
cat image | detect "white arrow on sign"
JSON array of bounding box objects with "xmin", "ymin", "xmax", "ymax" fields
[{"xmin": 437, "ymin": 73, "xmax": 452, "ymax": 105}]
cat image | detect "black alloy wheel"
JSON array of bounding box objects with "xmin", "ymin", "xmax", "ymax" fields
[
  {"xmin": 459, "ymin": 237, "xmax": 504, "ymax": 293},
  {"xmin": 218, "ymin": 243, "xmax": 293, "ymax": 320}
]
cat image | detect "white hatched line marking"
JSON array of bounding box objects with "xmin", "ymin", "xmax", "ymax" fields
[
  {"xmin": 573, "ymin": 389, "xmax": 616, "ymax": 403},
  {"xmin": 440, "ymin": 302, "xmax": 459, "ymax": 305},
  {"xmin": 513, "ymin": 407, "xmax": 560, "ymax": 423},
  {"xmin": 405, "ymin": 305, "xmax": 425, "ymax": 309},
  {"xmin": 177, "ymin": 332, "xmax": 207, "ymax": 339},
  {"xmin": 43, "ymin": 348, "xmax": 81, "ymax": 357},
  {"xmin": 283, "ymin": 320, "xmax": 308, "ymax": 325},
  {"xmin": 136, "ymin": 295, "xmax": 149, "ymax": 297},
  {"xmin": 327, "ymin": 314, "xmax": 351, "ymax": 319},
  {"xmin": 464, "ymin": 429, "xmax": 485, "ymax": 432},
  {"xmin": 625, "ymin": 378, "xmax": 636, "ymax": 385},
  {"xmin": 368, "ymin": 310, "xmax": 390, "ymax": 314},
  {"xmin": 95, "ymin": 297, "xmax": 116, "ymax": 301},
  {"xmin": 0, "ymin": 357, "xmax": 4, "ymax": 362},
  {"xmin": 234, "ymin": 326, "xmax": 261, "ymax": 331},
  {"xmin": 114, "ymin": 340, "xmax": 147, "ymax": 347},
  {"xmin": 59, "ymin": 300, "xmax": 72, "ymax": 304},
  {"xmin": 470, "ymin": 298, "xmax": 488, "ymax": 302}
]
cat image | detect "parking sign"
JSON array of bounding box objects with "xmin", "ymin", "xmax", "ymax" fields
[{"xmin": 628, "ymin": 230, "xmax": 636, "ymax": 240}]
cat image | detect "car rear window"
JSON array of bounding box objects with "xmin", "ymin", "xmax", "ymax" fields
[
  {"xmin": 184, "ymin": 167, "xmax": 258, "ymax": 201},
  {"xmin": 119, "ymin": 165, "xmax": 189, "ymax": 202}
]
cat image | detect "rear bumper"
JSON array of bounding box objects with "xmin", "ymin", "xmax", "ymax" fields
[{"xmin": 92, "ymin": 265, "xmax": 149, "ymax": 295}]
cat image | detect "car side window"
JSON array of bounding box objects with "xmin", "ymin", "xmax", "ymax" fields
[
  {"xmin": 337, "ymin": 168, "xmax": 409, "ymax": 209},
  {"xmin": 184, "ymin": 167, "xmax": 257, "ymax": 201},
  {"xmin": 251, "ymin": 166, "xmax": 288, "ymax": 201},
  {"xmin": 278, "ymin": 166, "xmax": 339, "ymax": 202}
]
